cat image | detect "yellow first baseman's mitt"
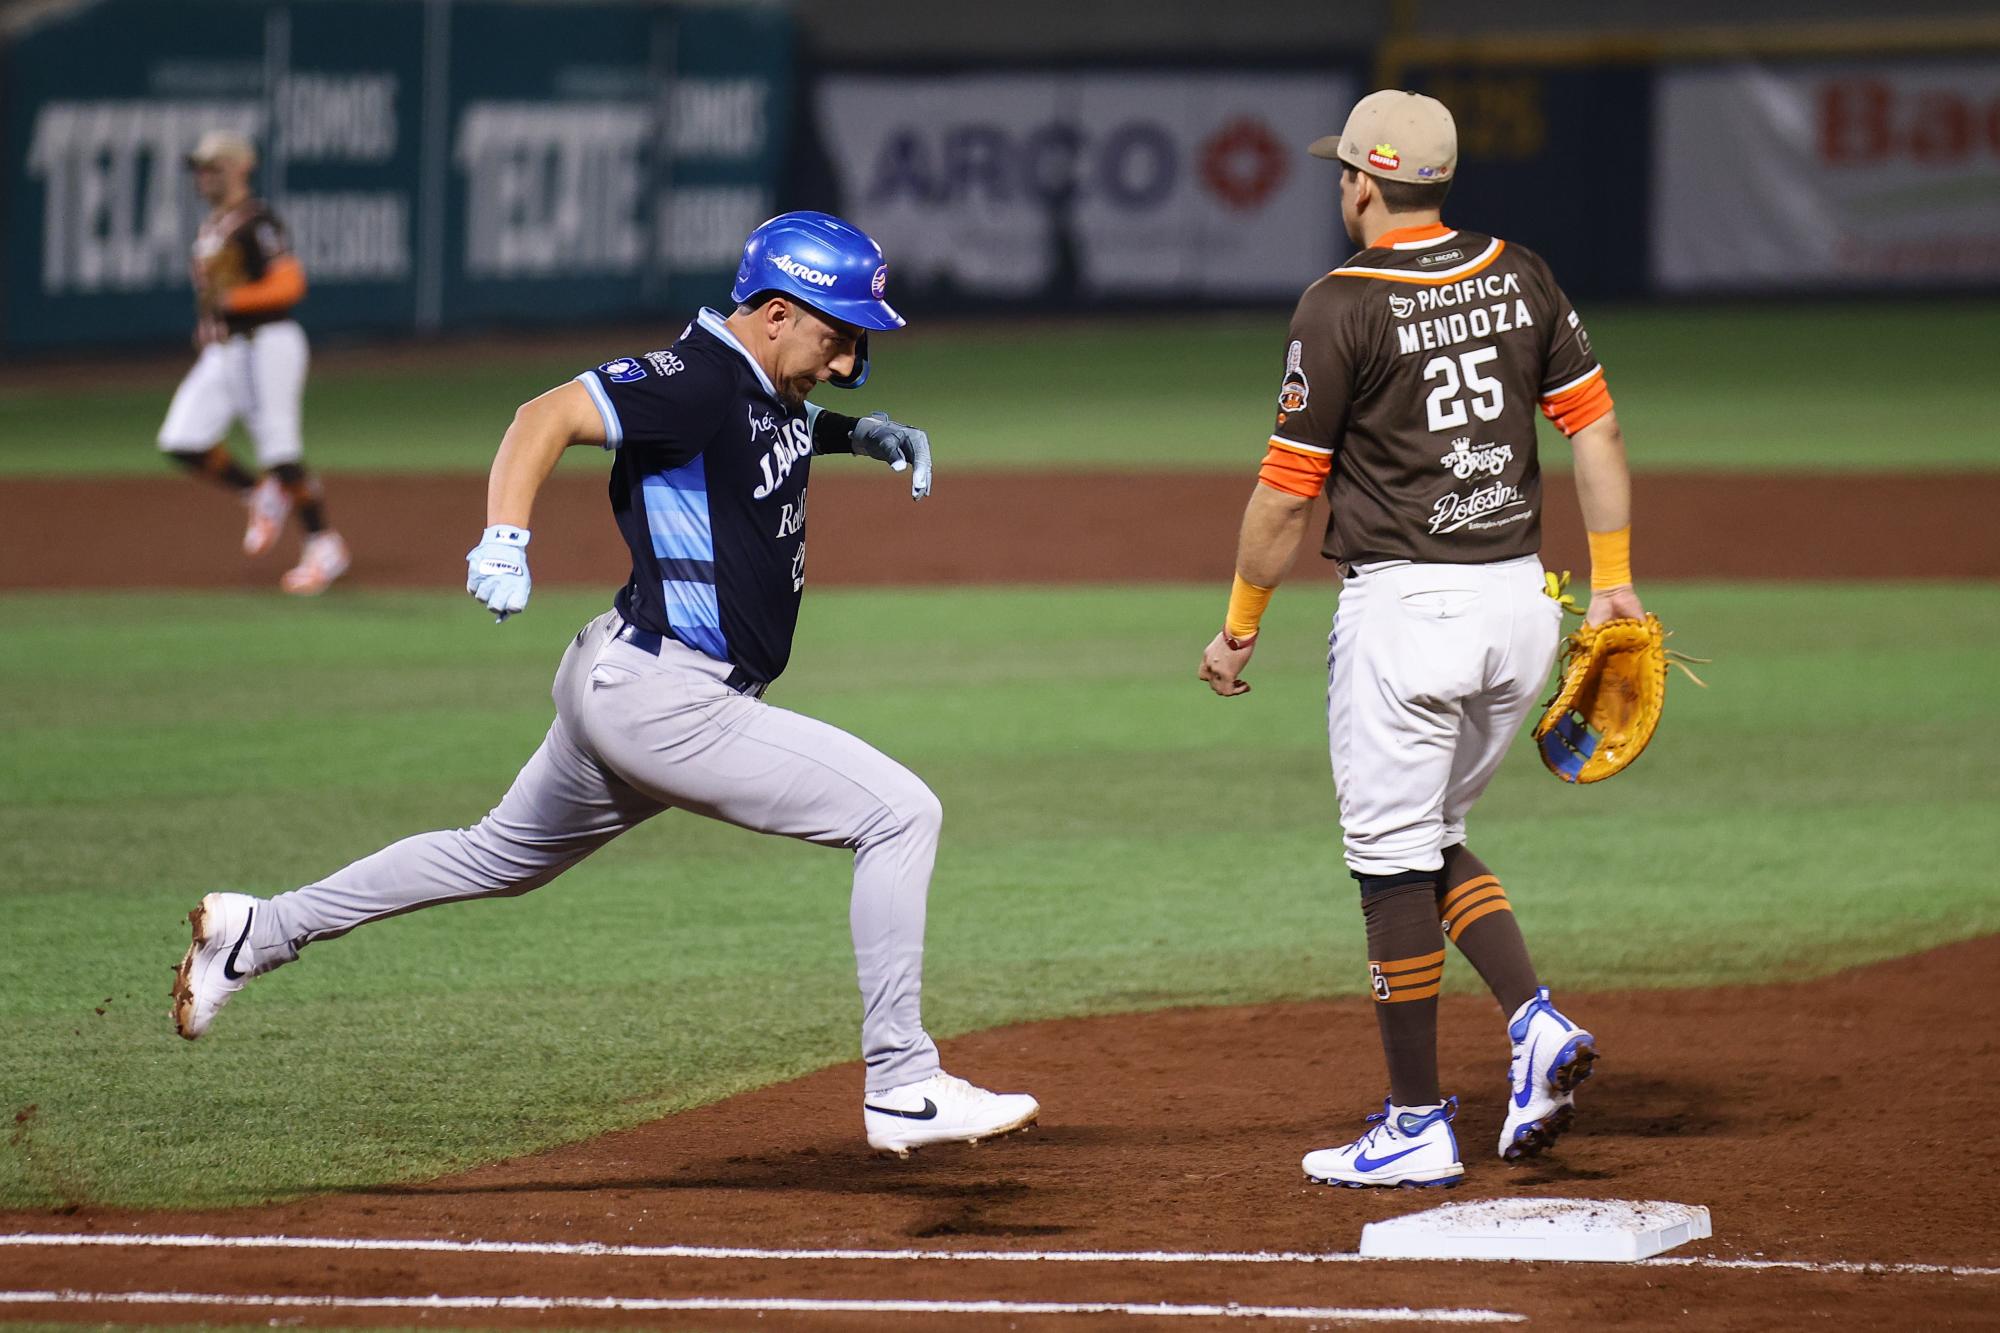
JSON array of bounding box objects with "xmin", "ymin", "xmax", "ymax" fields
[{"xmin": 1533, "ymin": 613, "xmax": 1702, "ymax": 783}]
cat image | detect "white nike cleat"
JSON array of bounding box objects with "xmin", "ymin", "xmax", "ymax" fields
[
  {"xmin": 281, "ymin": 531, "xmax": 351, "ymax": 596},
  {"xmin": 1303, "ymin": 1097, "xmax": 1465, "ymax": 1188},
  {"xmin": 863, "ymin": 1072, "xmax": 1039, "ymax": 1158},
  {"xmin": 171, "ymin": 892, "xmax": 281, "ymax": 1040},
  {"xmin": 243, "ymin": 477, "xmax": 291, "ymax": 557},
  {"xmin": 1499, "ymin": 987, "xmax": 1598, "ymax": 1161}
]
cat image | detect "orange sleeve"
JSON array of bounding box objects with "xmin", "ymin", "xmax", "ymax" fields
[
  {"xmin": 222, "ymin": 255, "xmax": 307, "ymax": 315},
  {"xmin": 1257, "ymin": 436, "xmax": 1332, "ymax": 499},
  {"xmin": 1539, "ymin": 368, "xmax": 1613, "ymax": 436}
]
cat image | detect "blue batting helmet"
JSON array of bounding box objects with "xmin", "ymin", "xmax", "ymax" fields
[{"xmin": 732, "ymin": 210, "xmax": 903, "ymax": 388}]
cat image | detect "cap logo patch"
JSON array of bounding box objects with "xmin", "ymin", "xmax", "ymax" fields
[
  {"xmin": 1278, "ymin": 339, "xmax": 1310, "ymax": 414},
  {"xmin": 1367, "ymin": 142, "xmax": 1401, "ymax": 171},
  {"xmin": 871, "ymin": 264, "xmax": 888, "ymax": 299}
]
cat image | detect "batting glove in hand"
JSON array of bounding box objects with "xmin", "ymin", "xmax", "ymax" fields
[
  {"xmin": 850, "ymin": 411, "xmax": 932, "ymax": 501},
  {"xmin": 466, "ymin": 524, "xmax": 532, "ymax": 623}
]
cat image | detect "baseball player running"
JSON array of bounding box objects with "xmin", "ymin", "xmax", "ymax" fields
[
  {"xmin": 1198, "ymin": 92, "xmax": 1639, "ymax": 1186},
  {"xmin": 172, "ymin": 211, "xmax": 1038, "ymax": 1157},
  {"xmin": 157, "ymin": 130, "xmax": 349, "ymax": 596}
]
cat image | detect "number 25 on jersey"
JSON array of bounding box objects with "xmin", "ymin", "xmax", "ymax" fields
[{"xmin": 1423, "ymin": 347, "xmax": 1504, "ymax": 432}]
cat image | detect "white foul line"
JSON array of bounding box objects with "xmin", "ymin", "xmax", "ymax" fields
[
  {"xmin": 2, "ymin": 1231, "xmax": 1996, "ymax": 1279},
  {"xmin": 0, "ymin": 1290, "xmax": 1525, "ymax": 1324}
]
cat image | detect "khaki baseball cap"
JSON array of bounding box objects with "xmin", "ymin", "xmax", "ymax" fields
[
  {"xmin": 1308, "ymin": 89, "xmax": 1456, "ymax": 184},
  {"xmin": 188, "ymin": 130, "xmax": 256, "ymax": 168}
]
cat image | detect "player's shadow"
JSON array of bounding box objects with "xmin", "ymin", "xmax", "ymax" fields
[
  {"xmin": 1582, "ymin": 1075, "xmax": 1731, "ymax": 1138},
  {"xmin": 335, "ymin": 1150, "xmax": 1050, "ymax": 1204}
]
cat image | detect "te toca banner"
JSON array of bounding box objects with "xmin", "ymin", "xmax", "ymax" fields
[
  {"xmin": 1652, "ymin": 59, "xmax": 2000, "ymax": 291},
  {"xmin": 813, "ymin": 71, "xmax": 1355, "ymax": 305}
]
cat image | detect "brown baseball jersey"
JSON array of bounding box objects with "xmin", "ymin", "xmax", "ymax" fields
[
  {"xmin": 191, "ymin": 199, "xmax": 300, "ymax": 333},
  {"xmin": 1258, "ymin": 222, "xmax": 1612, "ymax": 569}
]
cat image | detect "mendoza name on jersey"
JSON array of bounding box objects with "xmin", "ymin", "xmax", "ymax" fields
[{"xmin": 1394, "ymin": 272, "xmax": 1532, "ymax": 357}]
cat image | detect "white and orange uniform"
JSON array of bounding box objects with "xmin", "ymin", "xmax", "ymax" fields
[
  {"xmin": 1260, "ymin": 222, "xmax": 1613, "ymax": 875},
  {"xmin": 158, "ymin": 200, "xmax": 310, "ymax": 467}
]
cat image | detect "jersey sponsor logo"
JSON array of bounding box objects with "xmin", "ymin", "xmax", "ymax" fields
[
  {"xmin": 1367, "ymin": 142, "xmax": 1400, "ymax": 171},
  {"xmin": 1416, "ymin": 247, "xmax": 1465, "ymax": 267},
  {"xmin": 1417, "ymin": 270, "xmax": 1520, "ymax": 313},
  {"xmin": 1429, "ymin": 479, "xmax": 1527, "ymax": 536},
  {"xmin": 645, "ymin": 349, "xmax": 686, "ymax": 377},
  {"xmin": 1439, "ymin": 437, "xmax": 1514, "ymax": 479},
  {"xmin": 775, "ymin": 492, "xmax": 807, "ymax": 539},
  {"xmin": 749, "ymin": 408, "xmax": 813, "ymax": 500},
  {"xmin": 599, "ymin": 357, "xmax": 647, "ymax": 383},
  {"xmin": 1568, "ymin": 309, "xmax": 1595, "ymax": 357},
  {"xmin": 1277, "ymin": 339, "xmax": 1310, "ymax": 413},
  {"xmin": 1388, "ymin": 293, "xmax": 1415, "ymax": 318},
  {"xmin": 771, "ymin": 253, "xmax": 839, "ymax": 287},
  {"xmin": 871, "ymin": 264, "xmax": 889, "ymax": 299}
]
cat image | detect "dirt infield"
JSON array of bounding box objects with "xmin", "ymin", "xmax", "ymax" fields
[
  {"xmin": 5, "ymin": 937, "xmax": 1997, "ymax": 1328},
  {"xmin": 3, "ymin": 469, "xmax": 1998, "ymax": 591}
]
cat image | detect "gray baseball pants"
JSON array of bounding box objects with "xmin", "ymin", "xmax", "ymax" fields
[{"xmin": 255, "ymin": 610, "xmax": 943, "ymax": 1093}]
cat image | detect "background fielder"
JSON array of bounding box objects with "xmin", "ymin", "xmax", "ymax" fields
[
  {"xmin": 172, "ymin": 211, "xmax": 1038, "ymax": 1158},
  {"xmin": 1199, "ymin": 91, "xmax": 1643, "ymax": 1188},
  {"xmin": 157, "ymin": 130, "xmax": 350, "ymax": 596}
]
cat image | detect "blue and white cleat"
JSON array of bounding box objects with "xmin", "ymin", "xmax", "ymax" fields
[
  {"xmin": 1303, "ymin": 1097, "xmax": 1465, "ymax": 1188},
  {"xmin": 1500, "ymin": 987, "xmax": 1598, "ymax": 1161}
]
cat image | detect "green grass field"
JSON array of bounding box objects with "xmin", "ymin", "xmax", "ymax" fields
[
  {"xmin": 3, "ymin": 582, "xmax": 1997, "ymax": 1209},
  {"xmin": 3, "ymin": 302, "xmax": 1997, "ymax": 476}
]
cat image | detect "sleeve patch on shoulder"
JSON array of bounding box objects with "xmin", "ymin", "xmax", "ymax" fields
[
  {"xmin": 1278, "ymin": 339, "xmax": 1310, "ymax": 413},
  {"xmin": 598, "ymin": 357, "xmax": 647, "ymax": 383}
]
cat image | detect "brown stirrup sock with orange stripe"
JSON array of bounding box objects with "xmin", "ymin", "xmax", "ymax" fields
[
  {"xmin": 168, "ymin": 443, "xmax": 256, "ymax": 492},
  {"xmin": 1359, "ymin": 873, "xmax": 1446, "ymax": 1106},
  {"xmin": 1437, "ymin": 844, "xmax": 1539, "ymax": 1017},
  {"xmin": 271, "ymin": 462, "xmax": 328, "ymax": 535}
]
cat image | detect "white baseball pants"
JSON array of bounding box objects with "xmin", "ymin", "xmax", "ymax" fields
[
  {"xmin": 157, "ymin": 319, "xmax": 309, "ymax": 467},
  {"xmin": 1327, "ymin": 555, "xmax": 1562, "ymax": 877},
  {"xmin": 257, "ymin": 610, "xmax": 945, "ymax": 1094}
]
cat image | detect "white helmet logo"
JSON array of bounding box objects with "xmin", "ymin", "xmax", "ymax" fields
[{"xmin": 771, "ymin": 254, "xmax": 839, "ymax": 288}]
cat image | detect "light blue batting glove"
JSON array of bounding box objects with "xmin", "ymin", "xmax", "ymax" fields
[
  {"xmin": 465, "ymin": 524, "xmax": 531, "ymax": 623},
  {"xmin": 850, "ymin": 411, "xmax": 933, "ymax": 501}
]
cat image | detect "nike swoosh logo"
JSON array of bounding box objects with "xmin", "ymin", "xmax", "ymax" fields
[
  {"xmin": 863, "ymin": 1097, "xmax": 938, "ymax": 1121},
  {"xmin": 1351, "ymin": 1142, "xmax": 1427, "ymax": 1172},
  {"xmin": 221, "ymin": 907, "xmax": 255, "ymax": 981},
  {"xmin": 1514, "ymin": 1034, "xmax": 1541, "ymax": 1108}
]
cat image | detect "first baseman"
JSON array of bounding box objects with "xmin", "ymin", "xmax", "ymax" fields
[
  {"xmin": 157, "ymin": 131, "xmax": 349, "ymax": 596},
  {"xmin": 173, "ymin": 211, "xmax": 1038, "ymax": 1157},
  {"xmin": 1199, "ymin": 91, "xmax": 1643, "ymax": 1186}
]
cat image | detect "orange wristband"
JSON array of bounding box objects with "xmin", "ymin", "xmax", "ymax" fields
[
  {"xmin": 1587, "ymin": 526, "xmax": 1633, "ymax": 591},
  {"xmin": 1225, "ymin": 574, "xmax": 1275, "ymax": 641}
]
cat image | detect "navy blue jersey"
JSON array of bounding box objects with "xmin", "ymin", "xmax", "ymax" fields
[{"xmin": 575, "ymin": 308, "xmax": 816, "ymax": 684}]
